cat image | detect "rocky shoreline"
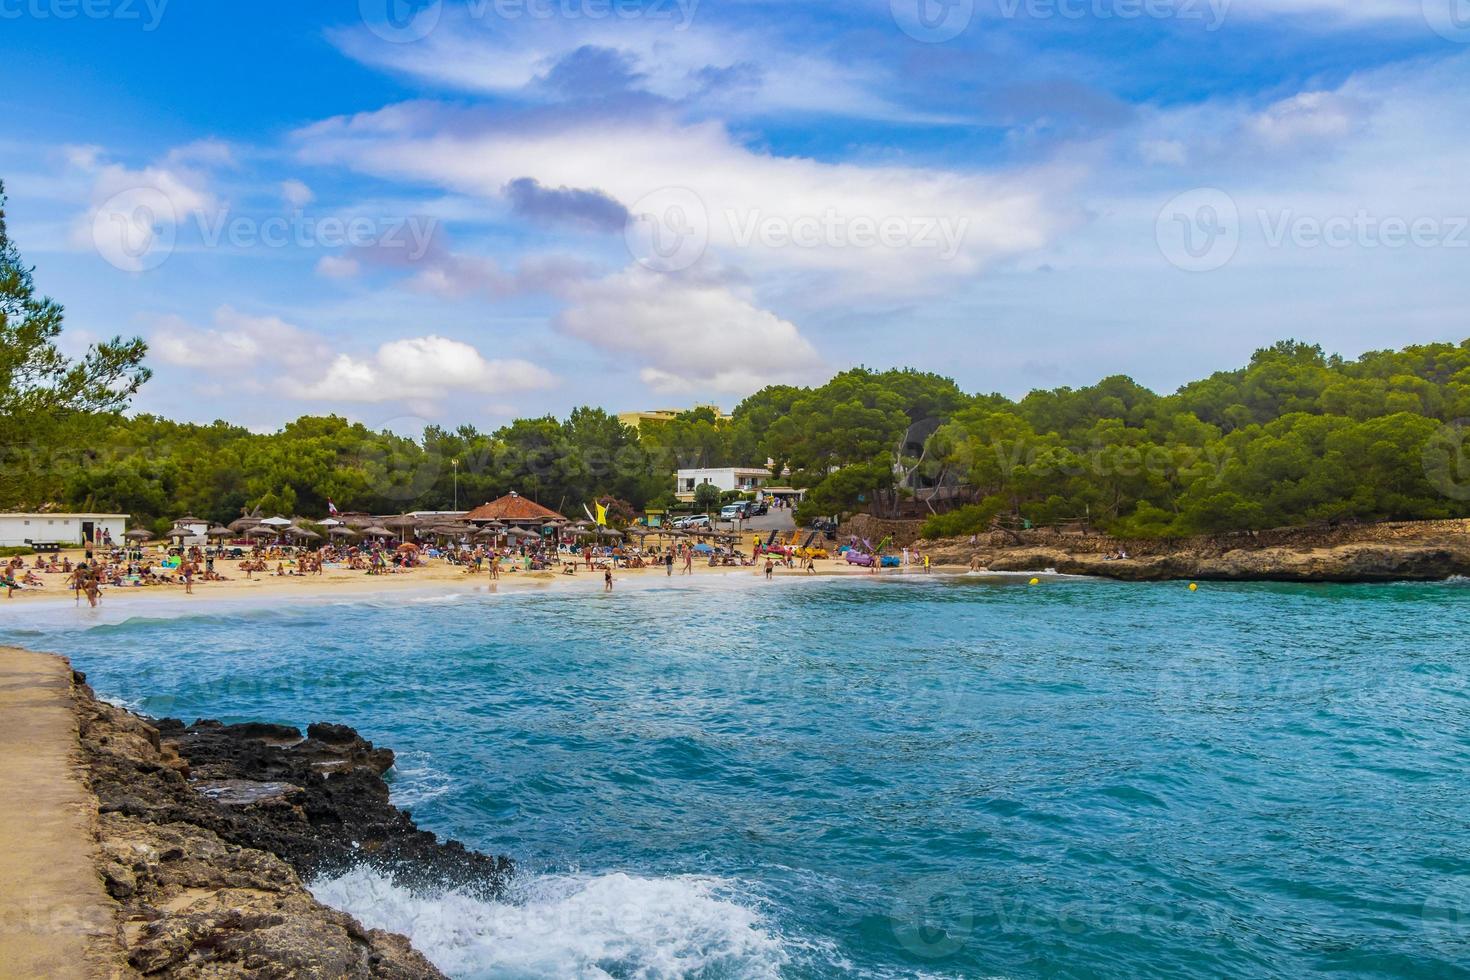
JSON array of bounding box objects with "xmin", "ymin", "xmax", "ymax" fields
[
  {"xmin": 912, "ymin": 517, "xmax": 1470, "ymax": 582},
  {"xmin": 73, "ymin": 672, "xmax": 509, "ymax": 977}
]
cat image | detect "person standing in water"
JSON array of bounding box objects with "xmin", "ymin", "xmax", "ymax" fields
[
  {"xmin": 665, "ymin": 551, "xmax": 674, "ymax": 576},
  {"xmin": 765, "ymin": 556, "xmax": 774, "ymax": 580},
  {"xmin": 604, "ymin": 567, "xmax": 613, "ymax": 592}
]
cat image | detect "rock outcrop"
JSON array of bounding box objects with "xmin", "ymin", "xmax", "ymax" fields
[
  {"xmin": 917, "ymin": 519, "xmax": 1470, "ymax": 582},
  {"xmin": 73, "ymin": 674, "xmax": 511, "ymax": 977}
]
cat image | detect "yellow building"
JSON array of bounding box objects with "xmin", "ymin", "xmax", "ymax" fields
[{"xmin": 616, "ymin": 405, "xmax": 731, "ymax": 432}]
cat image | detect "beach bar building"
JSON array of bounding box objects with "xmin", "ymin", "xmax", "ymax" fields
[
  {"xmin": 0, "ymin": 512, "xmax": 128, "ymax": 548},
  {"xmin": 463, "ymin": 492, "xmax": 567, "ymax": 528}
]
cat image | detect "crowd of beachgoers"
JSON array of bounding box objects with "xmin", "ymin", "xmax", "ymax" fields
[{"xmin": 0, "ymin": 515, "xmax": 953, "ymax": 605}]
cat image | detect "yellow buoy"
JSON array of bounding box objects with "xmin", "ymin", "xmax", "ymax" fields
[
  {"xmin": 1029, "ymin": 577, "xmax": 1040, "ymax": 586},
  {"xmin": 1189, "ymin": 582, "xmax": 1199, "ymax": 592}
]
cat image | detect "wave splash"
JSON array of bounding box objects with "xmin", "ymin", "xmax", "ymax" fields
[{"xmin": 310, "ymin": 865, "xmax": 788, "ymax": 979}]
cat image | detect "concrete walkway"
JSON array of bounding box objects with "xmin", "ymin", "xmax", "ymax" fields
[{"xmin": 0, "ymin": 647, "xmax": 125, "ymax": 978}]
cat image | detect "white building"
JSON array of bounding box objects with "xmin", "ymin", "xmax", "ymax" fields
[
  {"xmin": 675, "ymin": 467, "xmax": 771, "ymax": 501},
  {"xmin": 0, "ymin": 512, "xmax": 128, "ymax": 548}
]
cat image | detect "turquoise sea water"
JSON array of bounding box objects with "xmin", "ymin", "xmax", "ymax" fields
[{"xmin": 5, "ymin": 573, "xmax": 1470, "ymax": 978}]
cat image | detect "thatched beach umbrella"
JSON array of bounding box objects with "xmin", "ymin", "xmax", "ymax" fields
[
  {"xmin": 245, "ymin": 526, "xmax": 277, "ymax": 540},
  {"xmin": 361, "ymin": 526, "xmax": 394, "ymax": 539},
  {"xmin": 227, "ymin": 516, "xmax": 261, "ymax": 533},
  {"xmin": 286, "ymin": 526, "xmax": 320, "ymax": 541},
  {"xmin": 124, "ymin": 528, "xmax": 152, "ymax": 541},
  {"xmin": 597, "ymin": 527, "xmax": 624, "ymax": 539},
  {"xmin": 206, "ymin": 525, "xmax": 232, "ymax": 539},
  {"xmin": 328, "ymin": 525, "xmax": 358, "ymax": 538}
]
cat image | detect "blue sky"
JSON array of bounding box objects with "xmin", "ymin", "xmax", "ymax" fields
[{"xmin": 3, "ymin": 0, "xmax": 1468, "ymax": 433}]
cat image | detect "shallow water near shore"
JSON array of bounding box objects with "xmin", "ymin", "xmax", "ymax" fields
[{"xmin": 5, "ymin": 574, "xmax": 1470, "ymax": 978}]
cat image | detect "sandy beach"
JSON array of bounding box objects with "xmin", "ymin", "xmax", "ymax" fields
[{"xmin": 1, "ymin": 549, "xmax": 950, "ymax": 611}]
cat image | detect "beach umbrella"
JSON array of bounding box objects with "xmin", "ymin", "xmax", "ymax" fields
[
  {"xmin": 245, "ymin": 526, "xmax": 277, "ymax": 538},
  {"xmin": 318, "ymin": 517, "xmax": 343, "ymax": 527},
  {"xmin": 259, "ymin": 515, "xmax": 292, "ymax": 527},
  {"xmin": 124, "ymin": 528, "xmax": 152, "ymax": 541},
  {"xmin": 206, "ymin": 525, "xmax": 232, "ymax": 538},
  {"xmin": 361, "ymin": 526, "xmax": 394, "ymax": 538},
  {"xmin": 397, "ymin": 541, "xmax": 420, "ymax": 552},
  {"xmin": 597, "ymin": 527, "xmax": 624, "ymax": 539},
  {"xmin": 328, "ymin": 526, "xmax": 357, "ymax": 538},
  {"xmin": 286, "ymin": 526, "xmax": 320, "ymax": 540},
  {"xmin": 227, "ymin": 516, "xmax": 261, "ymax": 533},
  {"xmin": 473, "ymin": 525, "xmax": 500, "ymax": 538}
]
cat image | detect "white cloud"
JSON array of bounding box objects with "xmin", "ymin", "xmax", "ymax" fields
[
  {"xmin": 281, "ymin": 178, "xmax": 315, "ymax": 207},
  {"xmin": 150, "ymin": 307, "xmax": 555, "ymax": 407},
  {"xmin": 288, "ymin": 336, "xmax": 555, "ymax": 403},
  {"xmin": 295, "ymin": 104, "xmax": 1076, "ymax": 292},
  {"xmin": 555, "ymin": 265, "xmax": 823, "ymax": 394},
  {"xmin": 327, "ymin": 10, "xmax": 932, "ymax": 123},
  {"xmin": 1246, "ymin": 91, "xmax": 1367, "ymax": 149},
  {"xmin": 150, "ymin": 306, "xmax": 331, "ymax": 375},
  {"xmin": 315, "ymin": 254, "xmax": 361, "ymax": 279}
]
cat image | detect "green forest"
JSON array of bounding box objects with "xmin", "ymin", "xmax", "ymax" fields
[{"xmin": 4, "ymin": 180, "xmax": 1470, "ymax": 539}]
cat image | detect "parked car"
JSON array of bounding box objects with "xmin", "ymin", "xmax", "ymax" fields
[
  {"xmin": 720, "ymin": 504, "xmax": 745, "ymax": 522},
  {"xmin": 750, "ymin": 500, "xmax": 769, "ymax": 516},
  {"xmin": 684, "ymin": 514, "xmax": 712, "ymax": 529}
]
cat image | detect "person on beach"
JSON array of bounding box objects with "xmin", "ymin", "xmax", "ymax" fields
[
  {"xmin": 182, "ymin": 560, "xmax": 195, "ymax": 594},
  {"xmin": 665, "ymin": 552, "xmax": 674, "ymax": 576},
  {"xmin": 604, "ymin": 567, "xmax": 613, "ymax": 592},
  {"xmin": 2, "ymin": 569, "xmax": 18, "ymax": 598},
  {"xmin": 805, "ymin": 555, "xmax": 816, "ymax": 574},
  {"xmin": 923, "ymin": 554, "xmax": 931, "ymax": 574},
  {"xmin": 683, "ymin": 547, "xmax": 693, "ymax": 575},
  {"xmin": 765, "ymin": 556, "xmax": 774, "ymax": 580},
  {"xmin": 970, "ymin": 554, "xmax": 983, "ymax": 572}
]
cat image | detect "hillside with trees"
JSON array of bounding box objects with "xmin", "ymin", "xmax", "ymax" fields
[{"xmin": 3, "ymin": 180, "xmax": 1468, "ymax": 539}]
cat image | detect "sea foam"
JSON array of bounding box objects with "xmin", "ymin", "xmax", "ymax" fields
[{"xmin": 310, "ymin": 865, "xmax": 788, "ymax": 979}]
